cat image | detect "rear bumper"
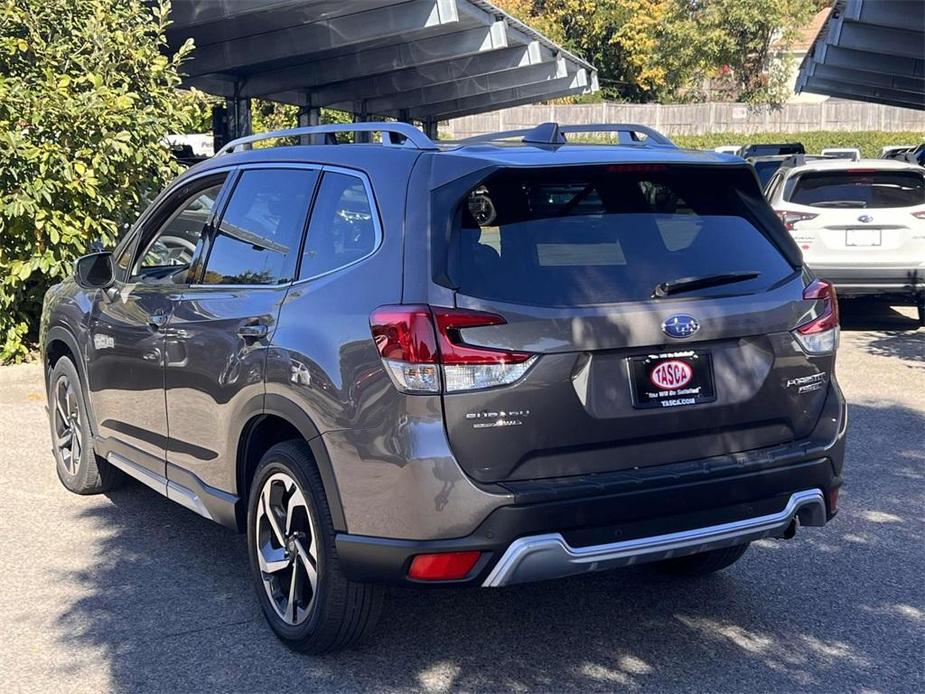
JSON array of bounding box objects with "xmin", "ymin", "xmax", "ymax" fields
[
  {"xmin": 337, "ymin": 457, "xmax": 842, "ymax": 587},
  {"xmin": 811, "ymin": 265, "xmax": 925, "ymax": 298},
  {"xmin": 483, "ymin": 489, "xmax": 826, "ymax": 586},
  {"xmin": 336, "ymin": 383, "xmax": 847, "ymax": 587}
]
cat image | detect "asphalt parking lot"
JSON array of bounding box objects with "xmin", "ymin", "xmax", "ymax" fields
[{"xmin": 1, "ymin": 301, "xmax": 923, "ymax": 693}]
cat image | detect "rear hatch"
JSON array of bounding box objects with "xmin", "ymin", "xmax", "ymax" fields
[
  {"xmin": 434, "ymin": 164, "xmax": 835, "ymax": 483},
  {"xmin": 783, "ymin": 167, "xmax": 925, "ymax": 268}
]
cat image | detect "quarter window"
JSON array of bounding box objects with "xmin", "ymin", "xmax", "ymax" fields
[
  {"xmin": 299, "ymin": 172, "xmax": 378, "ymax": 280},
  {"xmin": 202, "ymin": 168, "xmax": 317, "ymax": 285}
]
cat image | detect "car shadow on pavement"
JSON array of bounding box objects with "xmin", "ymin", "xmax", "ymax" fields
[
  {"xmin": 838, "ymin": 300, "xmax": 924, "ymax": 366},
  {"xmin": 839, "ymin": 299, "xmax": 921, "ymax": 333},
  {"xmin": 863, "ymin": 331, "xmax": 925, "ymax": 365},
  {"xmin": 54, "ymin": 401, "xmax": 924, "ymax": 693}
]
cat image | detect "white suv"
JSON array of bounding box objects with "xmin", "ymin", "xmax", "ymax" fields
[{"xmin": 765, "ymin": 158, "xmax": 925, "ymax": 323}]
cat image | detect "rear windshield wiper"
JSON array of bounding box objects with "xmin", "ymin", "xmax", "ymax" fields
[{"xmin": 653, "ymin": 271, "xmax": 760, "ymax": 298}]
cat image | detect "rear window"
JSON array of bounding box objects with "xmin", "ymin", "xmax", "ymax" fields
[
  {"xmin": 448, "ymin": 166, "xmax": 794, "ymax": 307},
  {"xmin": 752, "ymin": 160, "xmax": 784, "ymax": 189},
  {"xmin": 788, "ymin": 170, "xmax": 925, "ymax": 209}
]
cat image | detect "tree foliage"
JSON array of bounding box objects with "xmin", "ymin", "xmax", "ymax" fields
[
  {"xmin": 251, "ymin": 101, "xmax": 353, "ymax": 134},
  {"xmin": 496, "ymin": 0, "xmax": 820, "ymax": 105},
  {"xmin": 696, "ymin": 0, "xmax": 816, "ymax": 105},
  {"xmin": 0, "ymin": 0, "xmax": 204, "ymax": 362}
]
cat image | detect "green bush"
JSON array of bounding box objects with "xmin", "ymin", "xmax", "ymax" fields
[
  {"xmin": 0, "ymin": 0, "xmax": 203, "ymax": 363},
  {"xmin": 673, "ymin": 131, "xmax": 924, "ymax": 158}
]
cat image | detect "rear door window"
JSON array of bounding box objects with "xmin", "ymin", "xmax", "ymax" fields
[
  {"xmin": 449, "ymin": 166, "xmax": 794, "ymax": 307},
  {"xmin": 788, "ymin": 170, "xmax": 925, "ymax": 209},
  {"xmin": 202, "ymin": 168, "xmax": 317, "ymax": 285}
]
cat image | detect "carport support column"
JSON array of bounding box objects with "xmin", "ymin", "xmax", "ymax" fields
[
  {"xmin": 226, "ymin": 88, "xmax": 252, "ymax": 141},
  {"xmin": 297, "ymin": 105, "xmax": 321, "ymax": 144},
  {"xmin": 353, "ymin": 100, "xmax": 370, "ymax": 143},
  {"xmin": 422, "ymin": 118, "xmax": 438, "ymax": 141}
]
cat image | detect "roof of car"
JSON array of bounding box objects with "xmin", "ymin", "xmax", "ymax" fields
[
  {"xmin": 186, "ymin": 140, "xmax": 745, "ymax": 176},
  {"xmin": 185, "ymin": 121, "xmax": 752, "ymax": 180},
  {"xmin": 782, "ymin": 158, "xmax": 925, "ymax": 175},
  {"xmin": 434, "ymin": 141, "xmax": 744, "ymax": 167}
]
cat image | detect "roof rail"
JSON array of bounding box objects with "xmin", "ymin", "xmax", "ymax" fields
[
  {"xmin": 779, "ymin": 153, "xmax": 808, "ymax": 168},
  {"xmin": 778, "ymin": 153, "xmax": 839, "ymax": 169},
  {"xmin": 216, "ymin": 122, "xmax": 437, "ymax": 155},
  {"xmin": 459, "ymin": 122, "xmax": 676, "ymax": 147}
]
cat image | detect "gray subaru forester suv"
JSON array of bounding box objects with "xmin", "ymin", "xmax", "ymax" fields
[{"xmin": 41, "ymin": 122, "xmax": 846, "ymax": 653}]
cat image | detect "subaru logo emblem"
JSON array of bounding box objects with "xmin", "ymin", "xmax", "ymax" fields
[
  {"xmin": 662, "ymin": 314, "xmax": 700, "ymax": 339},
  {"xmin": 857, "ymin": 214, "xmax": 873, "ymax": 223}
]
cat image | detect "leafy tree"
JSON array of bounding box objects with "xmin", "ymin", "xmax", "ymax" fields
[
  {"xmin": 0, "ymin": 0, "xmax": 204, "ymax": 362},
  {"xmin": 695, "ymin": 0, "xmax": 817, "ymax": 105},
  {"xmin": 497, "ymin": 0, "xmax": 676, "ymax": 101},
  {"xmin": 251, "ymin": 101, "xmax": 353, "ymax": 134},
  {"xmin": 496, "ymin": 0, "xmax": 818, "ymax": 105}
]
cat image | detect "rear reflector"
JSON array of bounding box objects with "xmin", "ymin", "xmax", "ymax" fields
[
  {"xmin": 370, "ymin": 305, "xmax": 536, "ymax": 393},
  {"xmin": 793, "ymin": 279, "xmax": 840, "ymax": 354},
  {"xmin": 408, "ymin": 551, "xmax": 481, "ymax": 581}
]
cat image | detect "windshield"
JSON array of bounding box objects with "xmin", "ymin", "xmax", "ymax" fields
[
  {"xmin": 789, "ymin": 170, "xmax": 925, "ymax": 209},
  {"xmin": 448, "ymin": 167, "xmax": 794, "ymax": 307}
]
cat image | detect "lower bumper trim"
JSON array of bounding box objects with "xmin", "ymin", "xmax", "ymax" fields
[{"xmin": 482, "ymin": 489, "xmax": 825, "ymax": 587}]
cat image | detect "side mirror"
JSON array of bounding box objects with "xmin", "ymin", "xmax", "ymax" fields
[{"xmin": 75, "ymin": 252, "xmax": 115, "ymax": 290}]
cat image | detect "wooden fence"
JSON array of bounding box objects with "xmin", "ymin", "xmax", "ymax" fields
[{"xmin": 446, "ymin": 101, "xmax": 924, "ymax": 138}]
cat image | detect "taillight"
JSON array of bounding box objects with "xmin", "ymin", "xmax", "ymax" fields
[
  {"xmin": 912, "ymin": 211, "xmax": 925, "ymax": 220},
  {"xmin": 408, "ymin": 551, "xmax": 481, "ymax": 581},
  {"xmin": 793, "ymin": 279, "xmax": 840, "ymax": 354},
  {"xmin": 776, "ymin": 210, "xmax": 818, "ymax": 231},
  {"xmin": 370, "ymin": 305, "xmax": 537, "ymax": 394},
  {"xmin": 369, "ymin": 306, "xmax": 440, "ymax": 393}
]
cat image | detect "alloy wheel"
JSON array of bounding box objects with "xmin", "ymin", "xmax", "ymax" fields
[
  {"xmin": 255, "ymin": 471, "xmax": 320, "ymax": 626},
  {"xmin": 53, "ymin": 375, "xmax": 82, "ymax": 475}
]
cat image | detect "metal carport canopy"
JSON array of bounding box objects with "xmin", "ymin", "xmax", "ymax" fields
[
  {"xmin": 795, "ymin": 0, "xmax": 924, "ymax": 110},
  {"xmin": 167, "ymin": 0, "xmax": 598, "ymax": 124}
]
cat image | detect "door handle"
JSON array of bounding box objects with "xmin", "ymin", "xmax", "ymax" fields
[
  {"xmin": 147, "ymin": 310, "xmax": 168, "ymax": 331},
  {"xmin": 237, "ymin": 322, "xmax": 269, "ymax": 340}
]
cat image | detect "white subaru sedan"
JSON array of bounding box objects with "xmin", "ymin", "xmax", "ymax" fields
[{"xmin": 765, "ymin": 158, "xmax": 925, "ymax": 323}]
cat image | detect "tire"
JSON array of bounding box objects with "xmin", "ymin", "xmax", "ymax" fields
[
  {"xmin": 650, "ymin": 542, "xmax": 750, "ymax": 577},
  {"xmin": 48, "ymin": 356, "xmax": 123, "ymax": 495},
  {"xmin": 246, "ymin": 440, "xmax": 383, "ymax": 654},
  {"xmin": 916, "ymin": 295, "xmax": 924, "ymax": 326}
]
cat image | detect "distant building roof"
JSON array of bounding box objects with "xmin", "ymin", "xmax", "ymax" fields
[{"xmin": 792, "ymin": 8, "xmax": 832, "ymax": 52}]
